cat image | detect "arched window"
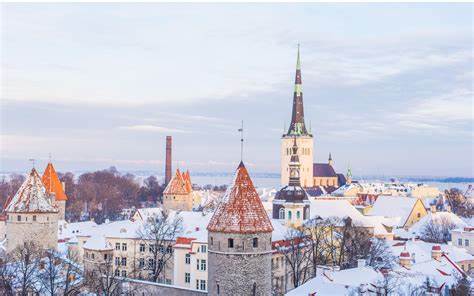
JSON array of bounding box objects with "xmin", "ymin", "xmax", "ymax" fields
[
  {"xmin": 279, "ymin": 208, "xmax": 285, "ymax": 219},
  {"xmin": 296, "ymin": 211, "xmax": 301, "ymax": 219},
  {"xmin": 288, "ymin": 211, "xmax": 292, "ymax": 220}
]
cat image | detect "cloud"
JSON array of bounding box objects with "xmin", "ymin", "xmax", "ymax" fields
[{"xmin": 118, "ymin": 125, "xmax": 187, "ymax": 133}]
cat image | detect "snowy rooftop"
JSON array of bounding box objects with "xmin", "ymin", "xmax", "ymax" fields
[
  {"xmin": 398, "ymin": 211, "xmax": 468, "ymax": 239},
  {"xmin": 5, "ymin": 168, "xmax": 58, "ymax": 213},
  {"xmin": 369, "ymin": 196, "xmax": 423, "ymax": 227}
]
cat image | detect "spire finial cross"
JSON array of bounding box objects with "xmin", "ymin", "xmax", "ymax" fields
[{"xmin": 238, "ymin": 120, "xmax": 244, "ymax": 162}]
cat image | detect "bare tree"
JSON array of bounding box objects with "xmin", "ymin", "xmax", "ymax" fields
[
  {"xmin": 276, "ymin": 228, "xmax": 311, "ymax": 288},
  {"xmin": 137, "ymin": 210, "xmax": 183, "ymax": 282},
  {"xmin": 0, "ymin": 255, "xmax": 15, "ymax": 296},
  {"xmin": 39, "ymin": 249, "xmax": 83, "ymax": 296},
  {"xmin": 373, "ymin": 273, "xmax": 401, "ymax": 296},
  {"xmin": 86, "ymin": 256, "xmax": 126, "ymax": 296},
  {"xmin": 303, "ymin": 217, "xmax": 332, "ymax": 277},
  {"xmin": 11, "ymin": 241, "xmax": 41, "ymax": 296},
  {"xmin": 366, "ymin": 238, "xmax": 396, "ymax": 269},
  {"xmin": 445, "ymin": 188, "xmax": 472, "ymax": 218},
  {"xmin": 451, "ymin": 274, "xmax": 471, "ymax": 296},
  {"xmin": 421, "ymin": 216, "xmax": 456, "ymax": 243}
]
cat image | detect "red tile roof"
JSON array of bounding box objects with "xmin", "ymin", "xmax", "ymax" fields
[
  {"xmin": 164, "ymin": 169, "xmax": 191, "ymax": 195},
  {"xmin": 207, "ymin": 162, "xmax": 273, "ymax": 234},
  {"xmin": 42, "ymin": 163, "xmax": 68, "ymax": 201}
]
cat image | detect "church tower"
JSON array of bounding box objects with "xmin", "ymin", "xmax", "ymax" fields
[
  {"xmin": 281, "ymin": 45, "xmax": 314, "ymax": 187},
  {"xmin": 207, "ymin": 162, "xmax": 273, "ymax": 296},
  {"xmin": 274, "ymin": 138, "xmax": 310, "ymax": 227}
]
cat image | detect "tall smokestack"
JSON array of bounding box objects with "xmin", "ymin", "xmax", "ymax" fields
[{"xmin": 165, "ymin": 136, "xmax": 172, "ymax": 185}]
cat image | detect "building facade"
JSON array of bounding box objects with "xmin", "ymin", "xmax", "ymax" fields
[{"xmin": 163, "ymin": 169, "xmax": 200, "ymax": 211}]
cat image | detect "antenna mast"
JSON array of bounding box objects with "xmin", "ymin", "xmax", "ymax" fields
[{"xmin": 238, "ymin": 120, "xmax": 244, "ymax": 162}]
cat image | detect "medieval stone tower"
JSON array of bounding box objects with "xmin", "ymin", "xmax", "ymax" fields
[
  {"xmin": 207, "ymin": 162, "xmax": 273, "ymax": 296},
  {"xmin": 42, "ymin": 162, "xmax": 68, "ymax": 220},
  {"xmin": 281, "ymin": 45, "xmax": 314, "ymax": 187},
  {"xmin": 163, "ymin": 169, "xmax": 200, "ymax": 211},
  {"xmin": 5, "ymin": 168, "xmax": 59, "ymax": 253}
]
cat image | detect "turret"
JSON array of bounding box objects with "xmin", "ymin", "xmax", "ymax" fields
[
  {"xmin": 328, "ymin": 153, "xmax": 333, "ymax": 166},
  {"xmin": 207, "ymin": 162, "xmax": 273, "ymax": 295}
]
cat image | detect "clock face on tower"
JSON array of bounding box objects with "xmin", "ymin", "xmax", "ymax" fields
[{"xmin": 290, "ymin": 168, "xmax": 299, "ymax": 179}]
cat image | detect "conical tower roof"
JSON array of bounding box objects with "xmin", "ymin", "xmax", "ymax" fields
[
  {"xmin": 164, "ymin": 169, "xmax": 190, "ymax": 195},
  {"xmin": 6, "ymin": 168, "xmax": 57, "ymax": 213},
  {"xmin": 42, "ymin": 162, "xmax": 68, "ymax": 201},
  {"xmin": 207, "ymin": 162, "xmax": 273, "ymax": 234}
]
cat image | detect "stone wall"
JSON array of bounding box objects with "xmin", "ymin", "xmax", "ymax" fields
[
  {"xmin": 6, "ymin": 212, "xmax": 58, "ymax": 253},
  {"xmin": 208, "ymin": 232, "xmax": 272, "ymax": 296},
  {"xmin": 163, "ymin": 193, "xmax": 193, "ymax": 211},
  {"xmin": 125, "ymin": 278, "xmax": 207, "ymax": 296}
]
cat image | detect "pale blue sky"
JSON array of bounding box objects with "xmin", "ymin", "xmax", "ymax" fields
[{"xmin": 1, "ymin": 3, "xmax": 473, "ymax": 177}]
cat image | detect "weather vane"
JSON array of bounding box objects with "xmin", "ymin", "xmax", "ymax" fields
[
  {"xmin": 238, "ymin": 120, "xmax": 244, "ymax": 162},
  {"xmin": 28, "ymin": 158, "xmax": 36, "ymax": 169}
]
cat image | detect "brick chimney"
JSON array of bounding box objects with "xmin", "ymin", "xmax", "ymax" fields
[
  {"xmin": 399, "ymin": 250, "xmax": 412, "ymax": 268},
  {"xmin": 165, "ymin": 136, "xmax": 172, "ymax": 185},
  {"xmin": 431, "ymin": 245, "xmax": 442, "ymax": 260}
]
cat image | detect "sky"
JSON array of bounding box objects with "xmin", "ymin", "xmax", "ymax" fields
[{"xmin": 1, "ymin": 3, "xmax": 473, "ymax": 177}]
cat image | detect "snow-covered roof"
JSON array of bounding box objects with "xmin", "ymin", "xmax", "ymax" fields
[
  {"xmin": 369, "ymin": 196, "xmax": 423, "ymax": 227},
  {"xmin": 5, "ymin": 168, "xmax": 58, "ymax": 213},
  {"xmin": 83, "ymin": 234, "xmax": 113, "ymax": 251},
  {"xmin": 286, "ymin": 266, "xmax": 383, "ymax": 296},
  {"xmin": 133, "ymin": 207, "xmax": 163, "ymax": 221},
  {"xmin": 390, "ymin": 240, "xmax": 473, "ymax": 287},
  {"xmin": 164, "ymin": 169, "xmax": 192, "ymax": 195},
  {"xmin": 271, "ymin": 219, "xmax": 291, "ymax": 242},
  {"xmin": 58, "ymin": 220, "xmax": 98, "ymax": 241},
  {"xmin": 406, "ymin": 212, "xmax": 467, "ymax": 238},
  {"xmin": 207, "ymin": 162, "xmax": 273, "ymax": 234}
]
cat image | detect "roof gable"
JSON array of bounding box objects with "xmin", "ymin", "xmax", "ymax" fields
[
  {"xmin": 42, "ymin": 163, "xmax": 68, "ymax": 201},
  {"xmin": 207, "ymin": 162, "xmax": 273, "ymax": 234},
  {"xmin": 6, "ymin": 168, "xmax": 58, "ymax": 213}
]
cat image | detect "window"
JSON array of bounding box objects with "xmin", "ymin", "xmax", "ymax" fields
[
  {"xmin": 279, "ymin": 208, "xmax": 284, "ymax": 219},
  {"xmin": 196, "ymin": 279, "xmax": 199, "ymax": 290},
  {"xmin": 33, "ymin": 215, "xmax": 36, "ymax": 222},
  {"xmin": 253, "ymin": 238, "xmax": 258, "ymax": 248},
  {"xmin": 465, "ymin": 239, "xmax": 470, "ymax": 247},
  {"xmin": 196, "ymin": 259, "xmax": 200, "ymax": 270},
  {"xmin": 114, "ymin": 269, "xmax": 120, "ymax": 276},
  {"xmin": 91, "ymin": 253, "xmax": 95, "ymax": 260},
  {"xmin": 200, "ymin": 259, "xmax": 206, "ymax": 271},
  {"xmin": 458, "ymin": 238, "xmax": 463, "ymax": 246},
  {"xmin": 115, "ymin": 257, "xmax": 120, "ymax": 266},
  {"xmin": 139, "ymin": 244, "xmax": 145, "ymax": 252},
  {"xmin": 149, "ymin": 244, "xmax": 155, "ymax": 253},
  {"xmin": 417, "ymin": 213, "xmax": 421, "ymax": 218},
  {"xmin": 159, "ymin": 244, "xmax": 164, "ymax": 253},
  {"xmin": 288, "ymin": 211, "xmax": 292, "ymax": 220},
  {"xmin": 252, "ymin": 282, "xmax": 256, "ymax": 296},
  {"xmin": 217, "ymin": 284, "xmax": 220, "ymax": 295},
  {"xmin": 201, "ymin": 245, "xmax": 207, "ymax": 253},
  {"xmin": 139, "ymin": 258, "xmax": 144, "ymax": 268},
  {"xmin": 185, "ymin": 254, "xmax": 191, "ymax": 264},
  {"xmin": 200, "ymin": 280, "xmax": 206, "ymax": 291},
  {"xmin": 121, "ymin": 270, "xmax": 127, "ymax": 277},
  {"xmin": 115, "ymin": 243, "xmax": 120, "ymax": 250},
  {"xmin": 122, "ymin": 243, "xmax": 127, "ymax": 251},
  {"xmin": 148, "ymin": 258, "xmax": 156, "ymax": 269},
  {"xmin": 210, "ymin": 237, "xmax": 214, "ymax": 245},
  {"xmin": 228, "ymin": 238, "xmax": 234, "ymax": 248},
  {"xmin": 166, "ymin": 245, "xmax": 173, "ymax": 254},
  {"xmin": 166, "ymin": 279, "xmax": 171, "ymax": 285},
  {"xmin": 104, "ymin": 254, "xmax": 108, "ymax": 261},
  {"xmin": 121, "ymin": 257, "xmax": 127, "ymax": 266},
  {"xmin": 185, "ymin": 272, "xmax": 190, "ymax": 283},
  {"xmin": 17, "ymin": 215, "xmax": 21, "ymax": 222},
  {"xmin": 296, "ymin": 211, "xmax": 301, "ymax": 219}
]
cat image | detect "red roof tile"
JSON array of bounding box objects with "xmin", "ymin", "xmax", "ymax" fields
[
  {"xmin": 42, "ymin": 163, "xmax": 68, "ymax": 201},
  {"xmin": 207, "ymin": 162, "xmax": 273, "ymax": 234},
  {"xmin": 164, "ymin": 169, "xmax": 190, "ymax": 195}
]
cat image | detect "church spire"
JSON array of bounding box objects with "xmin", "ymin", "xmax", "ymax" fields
[{"xmin": 287, "ymin": 44, "xmax": 309, "ymax": 136}]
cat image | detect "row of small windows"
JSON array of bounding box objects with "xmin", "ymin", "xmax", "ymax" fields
[
  {"xmin": 9, "ymin": 215, "xmax": 49, "ymax": 222},
  {"xmin": 286, "ymin": 148, "xmax": 311, "ymax": 155},
  {"xmin": 457, "ymin": 238, "xmax": 470, "ymax": 247},
  {"xmin": 278, "ymin": 208, "xmax": 302, "ymax": 220},
  {"xmin": 209, "ymin": 237, "xmax": 260, "ymax": 249}
]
